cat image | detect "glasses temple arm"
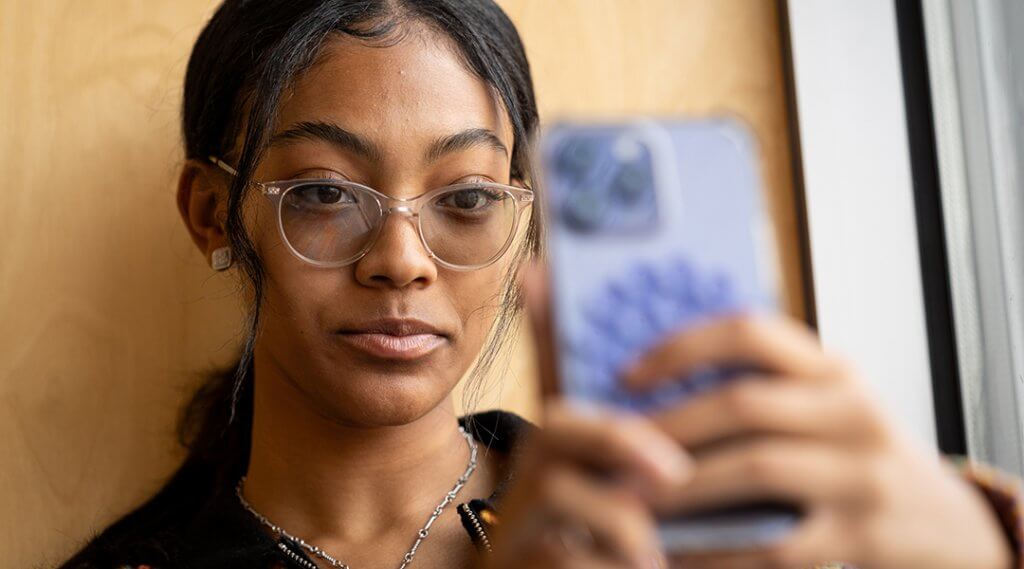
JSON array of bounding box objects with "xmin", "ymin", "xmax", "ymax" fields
[{"xmin": 208, "ymin": 156, "xmax": 240, "ymax": 177}]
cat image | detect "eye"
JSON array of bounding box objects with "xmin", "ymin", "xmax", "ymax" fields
[
  {"xmin": 287, "ymin": 183, "xmax": 358, "ymax": 212},
  {"xmin": 312, "ymin": 185, "xmax": 352, "ymax": 205},
  {"xmin": 437, "ymin": 186, "xmax": 506, "ymax": 211}
]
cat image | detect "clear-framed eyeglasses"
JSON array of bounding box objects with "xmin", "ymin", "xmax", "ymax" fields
[{"xmin": 209, "ymin": 157, "xmax": 534, "ymax": 271}]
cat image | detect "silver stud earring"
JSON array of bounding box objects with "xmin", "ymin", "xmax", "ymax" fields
[{"xmin": 211, "ymin": 246, "xmax": 233, "ymax": 271}]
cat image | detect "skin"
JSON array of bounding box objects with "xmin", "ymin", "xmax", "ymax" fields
[{"xmin": 178, "ymin": 20, "xmax": 1014, "ymax": 569}]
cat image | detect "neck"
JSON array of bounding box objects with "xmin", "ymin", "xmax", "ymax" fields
[{"xmin": 242, "ymin": 354, "xmax": 478, "ymax": 544}]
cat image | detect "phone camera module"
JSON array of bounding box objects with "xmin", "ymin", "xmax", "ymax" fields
[{"xmin": 552, "ymin": 132, "xmax": 659, "ymax": 235}]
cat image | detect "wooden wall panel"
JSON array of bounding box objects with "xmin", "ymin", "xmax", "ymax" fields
[
  {"xmin": 500, "ymin": 0, "xmax": 805, "ymax": 314},
  {"xmin": 0, "ymin": 1, "xmax": 802, "ymax": 566}
]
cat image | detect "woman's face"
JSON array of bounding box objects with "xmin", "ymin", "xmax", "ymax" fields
[{"xmin": 241, "ymin": 28, "xmax": 520, "ymax": 427}]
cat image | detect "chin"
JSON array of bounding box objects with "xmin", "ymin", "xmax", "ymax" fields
[
  {"xmin": 256, "ymin": 334, "xmax": 472, "ymax": 428},
  {"xmin": 306, "ymin": 365, "xmax": 459, "ymax": 428}
]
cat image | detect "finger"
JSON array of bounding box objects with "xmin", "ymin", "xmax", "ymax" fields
[
  {"xmin": 558, "ymin": 555, "xmax": 635, "ymax": 569},
  {"xmin": 495, "ymin": 529, "xmax": 632, "ymax": 569},
  {"xmin": 622, "ymin": 313, "xmax": 840, "ymax": 390},
  {"xmin": 522, "ymin": 261, "xmax": 561, "ymax": 399},
  {"xmin": 496, "ymin": 462, "xmax": 662, "ymax": 569},
  {"xmin": 653, "ymin": 439, "xmax": 861, "ymax": 516},
  {"xmin": 497, "ymin": 525, "xmax": 639, "ymax": 569},
  {"xmin": 538, "ymin": 399, "xmax": 693, "ymax": 488},
  {"xmin": 649, "ymin": 378, "xmax": 884, "ymax": 449},
  {"xmin": 537, "ymin": 463, "xmax": 663, "ymax": 567},
  {"xmin": 668, "ymin": 512, "xmax": 849, "ymax": 569}
]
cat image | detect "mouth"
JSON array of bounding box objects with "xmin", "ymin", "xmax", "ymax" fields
[{"xmin": 334, "ymin": 318, "xmax": 449, "ymax": 361}]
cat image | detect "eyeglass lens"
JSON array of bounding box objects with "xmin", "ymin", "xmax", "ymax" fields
[{"xmin": 279, "ymin": 182, "xmax": 519, "ymax": 267}]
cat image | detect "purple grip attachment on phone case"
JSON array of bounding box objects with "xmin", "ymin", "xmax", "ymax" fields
[{"xmin": 567, "ymin": 255, "xmax": 743, "ymax": 412}]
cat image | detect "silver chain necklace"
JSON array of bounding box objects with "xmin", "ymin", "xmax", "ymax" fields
[{"xmin": 236, "ymin": 425, "xmax": 479, "ymax": 569}]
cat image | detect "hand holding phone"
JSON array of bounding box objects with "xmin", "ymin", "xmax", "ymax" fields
[{"xmin": 538, "ymin": 117, "xmax": 801, "ymax": 553}]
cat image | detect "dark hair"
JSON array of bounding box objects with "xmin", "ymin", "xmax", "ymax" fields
[{"xmin": 60, "ymin": 1, "xmax": 537, "ymax": 565}]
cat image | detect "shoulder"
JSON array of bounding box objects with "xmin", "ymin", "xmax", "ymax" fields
[
  {"xmin": 56, "ymin": 462, "xmax": 276, "ymax": 569},
  {"xmin": 55, "ymin": 484, "xmax": 199, "ymax": 569},
  {"xmin": 459, "ymin": 408, "xmax": 536, "ymax": 495},
  {"xmin": 59, "ymin": 497, "xmax": 277, "ymax": 569},
  {"xmin": 455, "ymin": 410, "xmax": 536, "ymax": 556},
  {"xmin": 460, "ymin": 409, "xmax": 536, "ymax": 454},
  {"xmin": 56, "ymin": 525, "xmax": 184, "ymax": 569}
]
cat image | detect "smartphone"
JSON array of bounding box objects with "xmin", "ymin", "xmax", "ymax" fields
[{"xmin": 539, "ymin": 117, "xmax": 801, "ymax": 552}]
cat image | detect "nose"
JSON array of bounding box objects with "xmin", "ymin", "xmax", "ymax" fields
[{"xmin": 353, "ymin": 211, "xmax": 438, "ymax": 289}]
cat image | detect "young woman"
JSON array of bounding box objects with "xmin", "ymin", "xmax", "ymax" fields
[{"xmin": 62, "ymin": 1, "xmax": 1022, "ymax": 568}]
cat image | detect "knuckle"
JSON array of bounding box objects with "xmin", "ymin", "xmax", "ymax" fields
[
  {"xmin": 828, "ymin": 382, "xmax": 892, "ymax": 448},
  {"xmin": 602, "ymin": 418, "xmax": 645, "ymax": 456},
  {"xmin": 743, "ymin": 445, "xmax": 785, "ymax": 483},
  {"xmin": 611, "ymin": 414, "xmax": 646, "ymax": 441},
  {"xmin": 720, "ymin": 383, "xmax": 767, "ymax": 424},
  {"xmin": 614, "ymin": 414, "xmax": 669, "ymax": 456},
  {"xmin": 730, "ymin": 313, "xmax": 767, "ymax": 344}
]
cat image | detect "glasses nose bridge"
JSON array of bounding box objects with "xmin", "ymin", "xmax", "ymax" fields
[
  {"xmin": 365, "ymin": 197, "xmax": 436, "ymax": 265},
  {"xmin": 379, "ymin": 192, "xmax": 428, "ymax": 220},
  {"xmin": 384, "ymin": 204, "xmax": 419, "ymax": 219}
]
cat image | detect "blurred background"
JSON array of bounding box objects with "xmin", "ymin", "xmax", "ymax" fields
[{"xmin": 2, "ymin": 0, "xmax": 1023, "ymax": 567}]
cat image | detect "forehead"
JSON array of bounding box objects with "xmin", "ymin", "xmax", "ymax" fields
[{"xmin": 273, "ymin": 26, "xmax": 513, "ymax": 153}]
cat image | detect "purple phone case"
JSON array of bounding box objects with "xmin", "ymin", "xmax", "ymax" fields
[{"xmin": 540, "ymin": 117, "xmax": 799, "ymax": 552}]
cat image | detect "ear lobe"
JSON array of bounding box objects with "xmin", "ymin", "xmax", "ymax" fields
[{"xmin": 177, "ymin": 159, "xmax": 229, "ymax": 261}]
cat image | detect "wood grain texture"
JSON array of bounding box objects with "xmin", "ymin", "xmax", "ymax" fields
[{"xmin": 0, "ymin": 1, "xmax": 803, "ymax": 566}]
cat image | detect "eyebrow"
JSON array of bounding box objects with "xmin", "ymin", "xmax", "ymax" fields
[
  {"xmin": 268, "ymin": 121, "xmax": 508, "ymax": 164},
  {"xmin": 425, "ymin": 127, "xmax": 509, "ymax": 163},
  {"xmin": 269, "ymin": 121, "xmax": 384, "ymax": 162}
]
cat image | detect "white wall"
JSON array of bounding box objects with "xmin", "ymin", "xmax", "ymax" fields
[{"xmin": 787, "ymin": 0, "xmax": 938, "ymax": 446}]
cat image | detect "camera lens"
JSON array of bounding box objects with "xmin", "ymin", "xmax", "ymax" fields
[
  {"xmin": 555, "ymin": 138, "xmax": 597, "ymax": 176},
  {"xmin": 561, "ymin": 190, "xmax": 606, "ymax": 232},
  {"xmin": 612, "ymin": 163, "xmax": 650, "ymax": 204}
]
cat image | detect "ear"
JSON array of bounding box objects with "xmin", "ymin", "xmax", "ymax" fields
[{"xmin": 177, "ymin": 159, "xmax": 230, "ymax": 266}]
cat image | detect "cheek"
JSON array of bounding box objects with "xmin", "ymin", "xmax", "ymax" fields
[
  {"xmin": 242, "ymin": 201, "xmax": 335, "ymax": 328},
  {"xmin": 450, "ymin": 264, "xmax": 512, "ymax": 349}
]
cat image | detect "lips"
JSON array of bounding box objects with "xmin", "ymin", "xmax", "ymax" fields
[{"xmin": 335, "ymin": 318, "xmax": 449, "ymax": 361}]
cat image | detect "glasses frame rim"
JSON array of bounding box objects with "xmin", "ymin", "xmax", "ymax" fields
[{"xmin": 208, "ymin": 156, "xmax": 534, "ymax": 271}]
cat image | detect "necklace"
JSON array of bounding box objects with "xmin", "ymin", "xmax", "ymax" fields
[{"xmin": 236, "ymin": 425, "xmax": 479, "ymax": 569}]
